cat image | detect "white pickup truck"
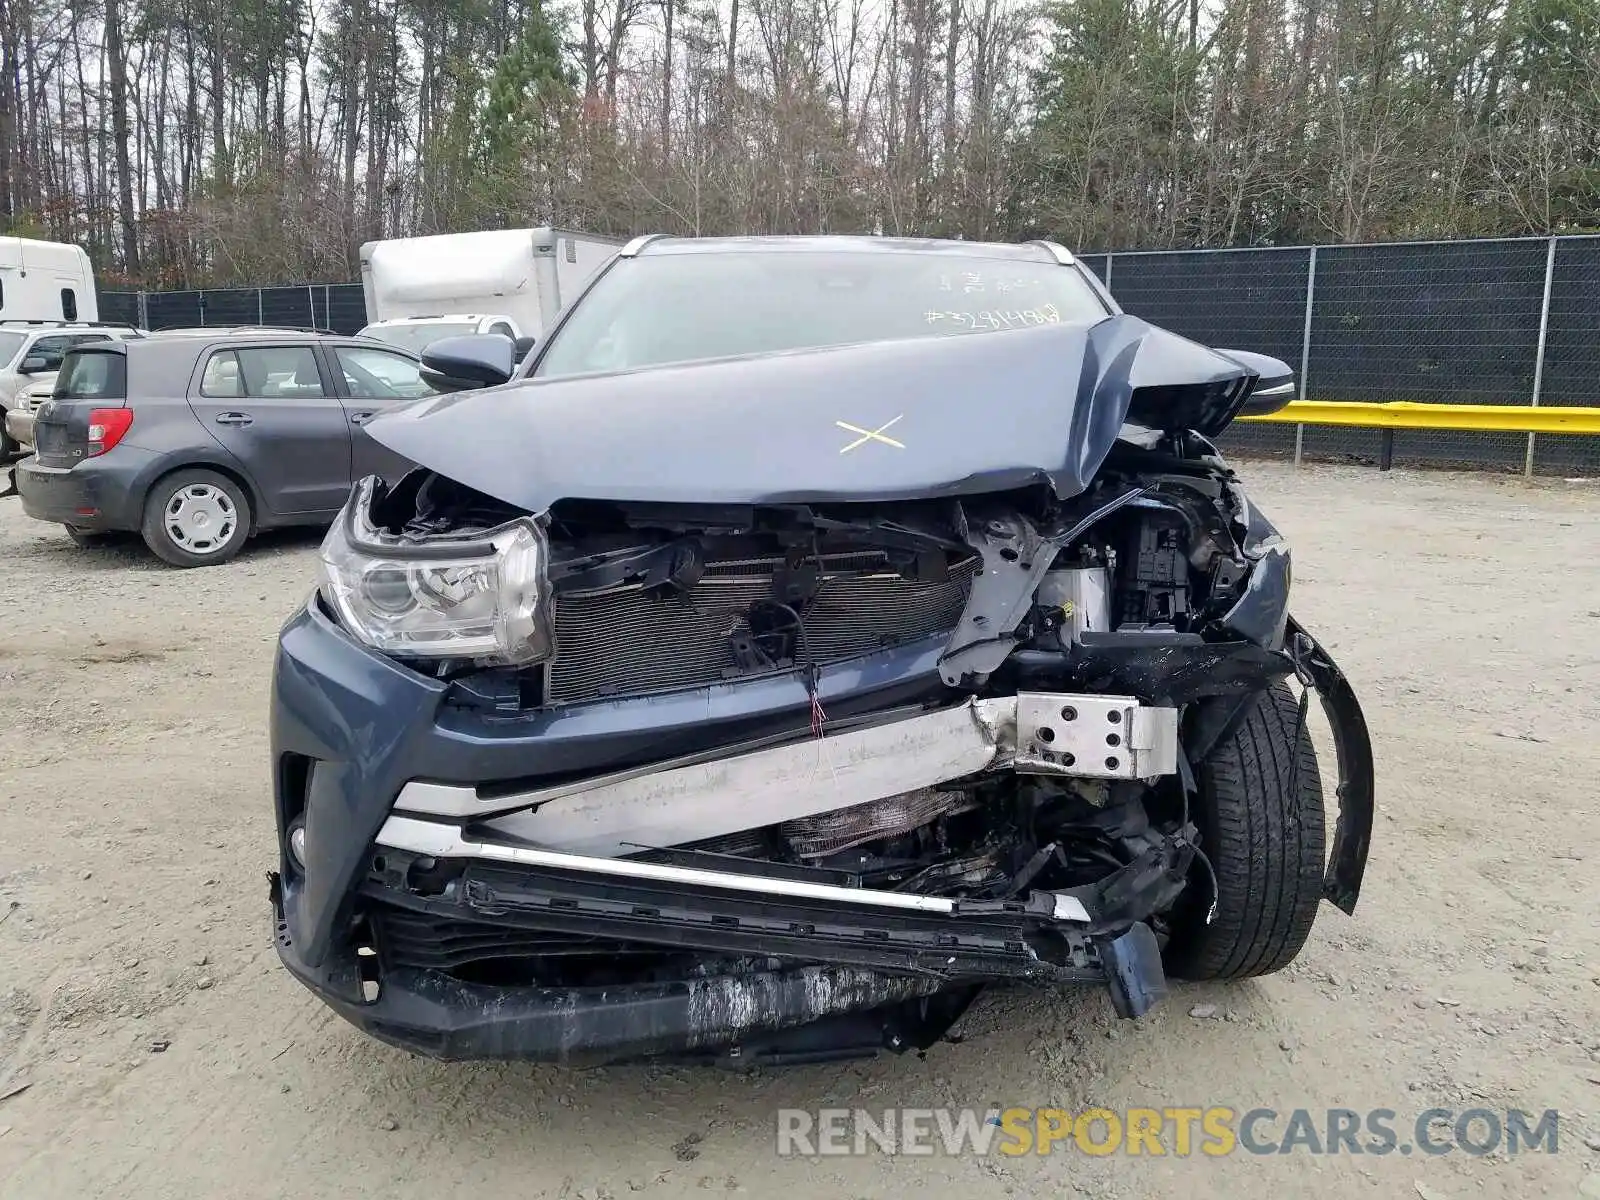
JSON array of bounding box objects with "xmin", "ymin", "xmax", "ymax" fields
[
  {"xmin": 0, "ymin": 238, "xmax": 122, "ymax": 455},
  {"xmin": 0, "ymin": 322, "xmax": 145, "ymax": 454},
  {"xmin": 356, "ymin": 227, "xmax": 624, "ymax": 354}
]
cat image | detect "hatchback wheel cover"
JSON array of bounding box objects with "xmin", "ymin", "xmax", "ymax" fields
[{"xmin": 164, "ymin": 484, "xmax": 237, "ymax": 554}]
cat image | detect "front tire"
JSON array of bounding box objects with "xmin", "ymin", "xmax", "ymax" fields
[
  {"xmin": 140, "ymin": 469, "xmax": 251, "ymax": 567},
  {"xmin": 1167, "ymin": 681, "xmax": 1326, "ymax": 981}
]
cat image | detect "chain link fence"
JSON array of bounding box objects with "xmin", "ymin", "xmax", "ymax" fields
[
  {"xmin": 1077, "ymin": 234, "xmax": 1600, "ymax": 475},
  {"xmin": 99, "ymin": 284, "xmax": 369, "ymax": 338},
  {"xmin": 103, "ymin": 235, "xmax": 1600, "ymax": 475}
]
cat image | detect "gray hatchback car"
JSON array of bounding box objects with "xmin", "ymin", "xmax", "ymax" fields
[{"xmin": 10, "ymin": 328, "xmax": 431, "ymax": 566}]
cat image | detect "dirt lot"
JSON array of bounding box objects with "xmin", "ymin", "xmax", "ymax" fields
[{"xmin": 0, "ymin": 461, "xmax": 1597, "ymax": 1200}]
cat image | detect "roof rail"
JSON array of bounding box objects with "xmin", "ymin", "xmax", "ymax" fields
[
  {"xmin": 0, "ymin": 319, "xmax": 141, "ymax": 329},
  {"xmin": 618, "ymin": 234, "xmax": 668, "ymax": 258},
  {"xmin": 232, "ymin": 324, "xmax": 341, "ymax": 335},
  {"xmin": 1027, "ymin": 240, "xmax": 1077, "ymax": 266},
  {"xmin": 150, "ymin": 324, "xmax": 340, "ymax": 336}
]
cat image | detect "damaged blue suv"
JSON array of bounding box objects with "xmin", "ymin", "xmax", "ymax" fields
[{"xmin": 269, "ymin": 236, "xmax": 1374, "ymax": 1066}]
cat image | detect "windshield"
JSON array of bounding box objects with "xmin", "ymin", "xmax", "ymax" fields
[
  {"xmin": 358, "ymin": 321, "xmax": 479, "ymax": 354},
  {"xmin": 0, "ymin": 332, "xmax": 26, "ymax": 365},
  {"xmin": 533, "ymin": 251, "xmax": 1108, "ymax": 380}
]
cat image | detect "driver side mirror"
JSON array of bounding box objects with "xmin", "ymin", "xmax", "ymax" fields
[
  {"xmin": 20, "ymin": 354, "xmax": 57, "ymax": 375},
  {"xmin": 1218, "ymin": 349, "xmax": 1297, "ymax": 417},
  {"xmin": 419, "ymin": 335, "xmax": 516, "ymax": 393}
]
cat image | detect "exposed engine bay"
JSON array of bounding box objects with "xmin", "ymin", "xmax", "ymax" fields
[
  {"xmin": 367, "ymin": 431, "xmax": 1289, "ymax": 694},
  {"xmin": 283, "ymin": 431, "xmax": 1373, "ymax": 1063}
]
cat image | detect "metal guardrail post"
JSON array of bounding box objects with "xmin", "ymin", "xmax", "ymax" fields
[
  {"xmin": 137, "ymin": 290, "xmax": 149, "ymax": 330},
  {"xmin": 1103, "ymin": 253, "xmax": 1113, "ymax": 291},
  {"xmin": 307, "ymin": 284, "xmax": 316, "ymax": 329},
  {"xmin": 1295, "ymin": 246, "xmax": 1317, "ymax": 467},
  {"xmin": 257, "ymin": 289, "xmax": 264, "ymax": 325},
  {"xmin": 1524, "ymin": 236, "xmax": 1557, "ymax": 478}
]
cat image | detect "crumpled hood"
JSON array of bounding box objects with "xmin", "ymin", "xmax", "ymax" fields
[{"xmin": 368, "ymin": 315, "xmax": 1256, "ymax": 515}]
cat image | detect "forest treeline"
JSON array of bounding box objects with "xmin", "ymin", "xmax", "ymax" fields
[{"xmin": 1, "ymin": 0, "xmax": 1595, "ymax": 287}]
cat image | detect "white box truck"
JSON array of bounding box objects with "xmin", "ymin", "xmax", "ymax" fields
[
  {"xmin": 357, "ymin": 227, "xmax": 624, "ymax": 354},
  {"xmin": 0, "ymin": 237, "xmax": 98, "ymax": 323}
]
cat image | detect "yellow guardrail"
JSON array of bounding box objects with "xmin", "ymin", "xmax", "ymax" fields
[{"xmin": 1239, "ymin": 400, "xmax": 1600, "ymax": 435}]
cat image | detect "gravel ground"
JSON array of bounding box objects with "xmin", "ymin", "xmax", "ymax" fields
[{"xmin": 0, "ymin": 460, "xmax": 1598, "ymax": 1200}]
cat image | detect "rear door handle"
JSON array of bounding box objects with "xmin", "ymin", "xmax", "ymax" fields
[
  {"xmin": 214, "ymin": 412, "xmax": 254, "ymax": 427},
  {"xmin": 349, "ymin": 411, "xmax": 377, "ymax": 426}
]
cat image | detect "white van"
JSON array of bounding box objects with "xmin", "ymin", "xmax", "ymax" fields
[{"xmin": 0, "ymin": 237, "xmax": 98, "ymax": 324}]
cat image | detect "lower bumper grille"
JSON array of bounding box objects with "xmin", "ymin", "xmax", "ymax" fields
[
  {"xmin": 369, "ymin": 899, "xmax": 756, "ymax": 988},
  {"xmin": 375, "ymin": 906, "xmax": 601, "ymax": 973},
  {"xmin": 547, "ymin": 552, "xmax": 978, "ymax": 704}
]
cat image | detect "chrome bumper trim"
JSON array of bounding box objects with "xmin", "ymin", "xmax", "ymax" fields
[{"xmin": 375, "ymin": 815, "xmax": 1094, "ymax": 921}]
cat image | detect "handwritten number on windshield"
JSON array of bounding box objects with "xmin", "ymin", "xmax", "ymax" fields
[{"xmin": 923, "ymin": 304, "xmax": 1063, "ymax": 330}]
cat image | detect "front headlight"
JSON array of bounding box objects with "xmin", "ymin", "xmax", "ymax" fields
[{"xmin": 317, "ymin": 478, "xmax": 553, "ymax": 665}]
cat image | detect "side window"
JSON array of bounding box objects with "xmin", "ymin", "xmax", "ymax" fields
[
  {"xmin": 200, "ymin": 350, "xmax": 245, "ymax": 397},
  {"xmin": 334, "ymin": 346, "xmax": 433, "ymax": 400},
  {"xmin": 489, "ymin": 322, "xmax": 515, "ymax": 339},
  {"xmin": 26, "ymin": 335, "xmax": 72, "ymax": 371},
  {"xmin": 234, "ymin": 346, "xmax": 325, "ymax": 398},
  {"xmin": 61, "ymin": 288, "xmax": 77, "ymax": 320}
]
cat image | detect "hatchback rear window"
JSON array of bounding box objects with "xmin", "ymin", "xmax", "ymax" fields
[{"xmin": 56, "ymin": 348, "xmax": 126, "ymax": 400}]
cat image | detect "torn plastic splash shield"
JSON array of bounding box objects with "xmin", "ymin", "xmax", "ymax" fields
[{"xmin": 1285, "ymin": 616, "xmax": 1375, "ymax": 914}]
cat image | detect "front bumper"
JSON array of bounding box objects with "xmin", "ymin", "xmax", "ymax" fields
[
  {"xmin": 271, "ymin": 602, "xmax": 1191, "ymax": 1061},
  {"xmin": 274, "ymin": 857, "xmax": 964, "ymax": 1065},
  {"xmin": 4, "ymin": 408, "xmax": 32, "ymax": 448},
  {"xmin": 275, "ymin": 600, "xmax": 984, "ymax": 970},
  {"xmin": 271, "ymin": 586, "xmax": 1373, "ymax": 1063},
  {"xmin": 271, "ymin": 857, "xmax": 1171, "ymax": 1064}
]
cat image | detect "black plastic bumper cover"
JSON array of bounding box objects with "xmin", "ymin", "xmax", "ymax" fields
[
  {"xmin": 276, "ymin": 871, "xmax": 977, "ymax": 1064},
  {"xmin": 271, "ymin": 852, "xmax": 1174, "ymax": 1063},
  {"xmin": 276, "ymin": 936, "xmax": 941, "ymax": 1065}
]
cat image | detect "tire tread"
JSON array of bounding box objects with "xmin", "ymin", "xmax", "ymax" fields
[{"xmin": 1171, "ymin": 682, "xmax": 1325, "ymax": 980}]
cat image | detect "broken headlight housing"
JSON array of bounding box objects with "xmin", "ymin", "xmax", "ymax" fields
[{"xmin": 317, "ymin": 477, "xmax": 553, "ymax": 665}]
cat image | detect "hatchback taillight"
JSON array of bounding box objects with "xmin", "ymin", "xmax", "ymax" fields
[{"xmin": 86, "ymin": 408, "xmax": 134, "ymax": 457}]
